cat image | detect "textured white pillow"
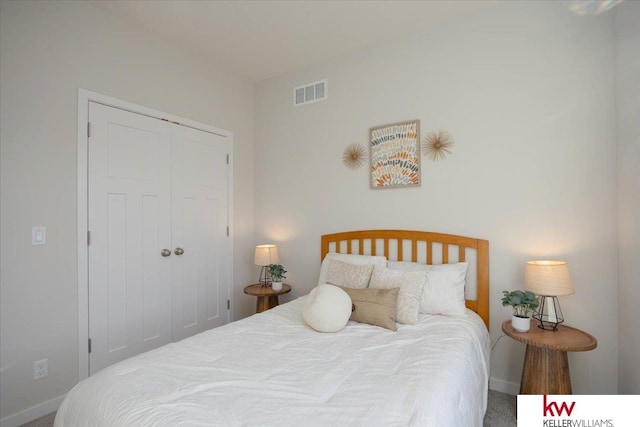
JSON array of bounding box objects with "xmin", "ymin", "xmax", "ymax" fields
[
  {"xmin": 303, "ymin": 284, "xmax": 352, "ymax": 333},
  {"xmin": 387, "ymin": 261, "xmax": 468, "ymax": 316},
  {"xmin": 386, "ymin": 261, "xmax": 429, "ymax": 273},
  {"xmin": 318, "ymin": 253, "xmax": 387, "ymax": 285},
  {"xmin": 368, "ymin": 266, "xmax": 424, "ymax": 324},
  {"xmin": 326, "ymin": 259, "xmax": 374, "ymax": 289}
]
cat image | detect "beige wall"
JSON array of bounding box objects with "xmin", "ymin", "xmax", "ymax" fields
[
  {"xmin": 254, "ymin": 2, "xmax": 618, "ymax": 394},
  {"xmin": 0, "ymin": 1, "xmax": 255, "ymax": 423},
  {"xmin": 615, "ymin": 1, "xmax": 640, "ymax": 395},
  {"xmin": 2, "ymin": 0, "xmax": 637, "ymax": 424}
]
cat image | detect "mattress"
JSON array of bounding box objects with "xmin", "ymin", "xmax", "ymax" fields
[{"xmin": 55, "ymin": 297, "xmax": 490, "ymax": 427}]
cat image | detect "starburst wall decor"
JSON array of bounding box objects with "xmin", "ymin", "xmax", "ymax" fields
[
  {"xmin": 422, "ymin": 129, "xmax": 454, "ymax": 161},
  {"xmin": 343, "ymin": 143, "xmax": 366, "ymax": 170}
]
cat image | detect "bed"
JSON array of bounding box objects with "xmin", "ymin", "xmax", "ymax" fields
[{"xmin": 55, "ymin": 230, "xmax": 491, "ymax": 427}]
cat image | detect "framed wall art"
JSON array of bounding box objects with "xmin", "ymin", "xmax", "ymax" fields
[{"xmin": 369, "ymin": 119, "xmax": 420, "ymax": 189}]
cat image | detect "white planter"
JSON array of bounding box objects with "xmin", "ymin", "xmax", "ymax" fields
[
  {"xmin": 272, "ymin": 281, "xmax": 283, "ymax": 291},
  {"xmin": 511, "ymin": 315, "xmax": 531, "ymax": 332}
]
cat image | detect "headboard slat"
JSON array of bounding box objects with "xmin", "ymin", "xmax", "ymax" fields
[{"xmin": 321, "ymin": 230, "xmax": 490, "ymax": 329}]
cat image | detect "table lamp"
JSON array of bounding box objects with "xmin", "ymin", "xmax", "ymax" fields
[
  {"xmin": 254, "ymin": 244, "xmax": 279, "ymax": 286},
  {"xmin": 524, "ymin": 260, "xmax": 574, "ymax": 331}
]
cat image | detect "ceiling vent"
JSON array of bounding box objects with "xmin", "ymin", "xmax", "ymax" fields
[{"xmin": 294, "ymin": 79, "xmax": 328, "ymax": 106}]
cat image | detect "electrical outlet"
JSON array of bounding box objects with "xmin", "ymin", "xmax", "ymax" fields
[{"xmin": 33, "ymin": 358, "xmax": 48, "ymax": 380}]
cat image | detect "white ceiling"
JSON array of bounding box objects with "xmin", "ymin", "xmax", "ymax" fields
[{"xmin": 89, "ymin": 0, "xmax": 495, "ymax": 82}]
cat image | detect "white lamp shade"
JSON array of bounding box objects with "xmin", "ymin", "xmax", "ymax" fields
[
  {"xmin": 524, "ymin": 260, "xmax": 574, "ymax": 296},
  {"xmin": 254, "ymin": 244, "xmax": 279, "ymax": 266}
]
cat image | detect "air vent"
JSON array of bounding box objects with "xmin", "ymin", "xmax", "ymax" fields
[{"xmin": 294, "ymin": 79, "xmax": 328, "ymax": 106}]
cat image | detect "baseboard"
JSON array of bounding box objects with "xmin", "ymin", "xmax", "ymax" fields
[
  {"xmin": 489, "ymin": 376, "xmax": 519, "ymax": 395},
  {"xmin": 0, "ymin": 394, "xmax": 65, "ymax": 427}
]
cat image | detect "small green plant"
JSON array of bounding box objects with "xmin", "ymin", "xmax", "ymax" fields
[
  {"xmin": 268, "ymin": 264, "xmax": 287, "ymax": 282},
  {"xmin": 501, "ymin": 290, "xmax": 539, "ymax": 318}
]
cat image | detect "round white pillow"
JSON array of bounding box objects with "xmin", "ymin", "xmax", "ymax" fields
[{"xmin": 303, "ymin": 284, "xmax": 352, "ymax": 333}]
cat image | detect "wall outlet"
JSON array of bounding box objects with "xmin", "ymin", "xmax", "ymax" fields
[
  {"xmin": 31, "ymin": 226, "xmax": 46, "ymax": 245},
  {"xmin": 33, "ymin": 358, "xmax": 48, "ymax": 380}
]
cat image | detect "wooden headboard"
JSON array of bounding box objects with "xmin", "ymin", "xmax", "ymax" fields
[{"xmin": 321, "ymin": 230, "xmax": 490, "ymax": 329}]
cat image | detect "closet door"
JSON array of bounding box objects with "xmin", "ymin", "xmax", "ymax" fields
[
  {"xmin": 88, "ymin": 102, "xmax": 173, "ymax": 375},
  {"xmin": 87, "ymin": 102, "xmax": 230, "ymax": 375},
  {"xmin": 170, "ymin": 125, "xmax": 230, "ymax": 341}
]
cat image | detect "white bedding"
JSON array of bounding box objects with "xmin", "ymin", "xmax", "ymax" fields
[{"xmin": 55, "ymin": 297, "xmax": 490, "ymax": 427}]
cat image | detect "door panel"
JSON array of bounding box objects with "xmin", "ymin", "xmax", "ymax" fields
[
  {"xmin": 106, "ymin": 193, "xmax": 128, "ymax": 352},
  {"xmin": 179, "ymin": 196, "xmax": 198, "ymax": 329},
  {"xmin": 107, "ymin": 123, "xmax": 160, "ymax": 180},
  {"xmin": 88, "ymin": 102, "xmax": 172, "ymax": 375},
  {"xmin": 171, "ymin": 125, "xmax": 229, "ymax": 341},
  {"xmin": 202, "ymin": 197, "xmax": 221, "ymax": 321},
  {"xmin": 142, "ymin": 194, "xmax": 162, "ymax": 341}
]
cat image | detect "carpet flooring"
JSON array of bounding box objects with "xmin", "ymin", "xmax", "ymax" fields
[
  {"xmin": 484, "ymin": 390, "xmax": 517, "ymax": 426},
  {"xmin": 21, "ymin": 390, "xmax": 517, "ymax": 426}
]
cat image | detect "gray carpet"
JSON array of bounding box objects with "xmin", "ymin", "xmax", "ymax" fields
[
  {"xmin": 22, "ymin": 390, "xmax": 517, "ymax": 426},
  {"xmin": 484, "ymin": 390, "xmax": 517, "ymax": 426},
  {"xmin": 19, "ymin": 412, "xmax": 55, "ymax": 427}
]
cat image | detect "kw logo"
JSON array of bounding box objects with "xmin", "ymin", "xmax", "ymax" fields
[{"xmin": 543, "ymin": 395, "xmax": 576, "ymax": 417}]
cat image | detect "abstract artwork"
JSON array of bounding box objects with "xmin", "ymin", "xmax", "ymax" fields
[{"xmin": 369, "ymin": 120, "xmax": 420, "ymax": 189}]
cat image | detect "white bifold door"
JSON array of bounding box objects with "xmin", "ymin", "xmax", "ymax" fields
[{"xmin": 87, "ymin": 102, "xmax": 230, "ymax": 375}]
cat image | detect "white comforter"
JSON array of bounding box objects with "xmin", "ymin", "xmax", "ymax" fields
[{"xmin": 55, "ymin": 297, "xmax": 490, "ymax": 427}]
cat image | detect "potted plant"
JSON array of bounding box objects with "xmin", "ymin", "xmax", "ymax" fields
[
  {"xmin": 501, "ymin": 290, "xmax": 539, "ymax": 332},
  {"xmin": 268, "ymin": 264, "xmax": 287, "ymax": 291}
]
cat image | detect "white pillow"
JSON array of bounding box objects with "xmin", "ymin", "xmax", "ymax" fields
[
  {"xmin": 368, "ymin": 266, "xmax": 424, "ymax": 324},
  {"xmin": 318, "ymin": 253, "xmax": 387, "ymax": 285},
  {"xmin": 326, "ymin": 259, "xmax": 374, "ymax": 289},
  {"xmin": 303, "ymin": 284, "xmax": 352, "ymax": 333},
  {"xmin": 387, "ymin": 261, "xmax": 468, "ymax": 316},
  {"xmin": 386, "ymin": 261, "xmax": 429, "ymax": 273}
]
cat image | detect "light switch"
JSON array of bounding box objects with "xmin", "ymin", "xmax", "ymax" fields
[{"xmin": 32, "ymin": 227, "xmax": 46, "ymax": 245}]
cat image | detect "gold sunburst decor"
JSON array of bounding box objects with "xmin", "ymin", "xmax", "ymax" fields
[
  {"xmin": 422, "ymin": 129, "xmax": 454, "ymax": 161},
  {"xmin": 343, "ymin": 143, "xmax": 366, "ymax": 170}
]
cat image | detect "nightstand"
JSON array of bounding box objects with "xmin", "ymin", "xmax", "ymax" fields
[
  {"xmin": 502, "ymin": 319, "xmax": 597, "ymax": 394},
  {"xmin": 243, "ymin": 283, "xmax": 291, "ymax": 313}
]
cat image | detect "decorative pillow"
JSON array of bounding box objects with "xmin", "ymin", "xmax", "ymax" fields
[
  {"xmin": 318, "ymin": 253, "xmax": 387, "ymax": 286},
  {"xmin": 387, "ymin": 261, "xmax": 468, "ymax": 316},
  {"xmin": 368, "ymin": 266, "xmax": 425, "ymax": 325},
  {"xmin": 386, "ymin": 261, "xmax": 429, "ymax": 273},
  {"xmin": 337, "ymin": 286, "xmax": 399, "ymax": 331},
  {"xmin": 303, "ymin": 285, "xmax": 352, "ymax": 333},
  {"xmin": 326, "ymin": 259, "xmax": 374, "ymax": 289}
]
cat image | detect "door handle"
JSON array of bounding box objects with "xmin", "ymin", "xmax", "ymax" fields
[
  {"xmin": 174, "ymin": 247, "xmax": 184, "ymax": 256},
  {"xmin": 161, "ymin": 249, "xmax": 171, "ymax": 257}
]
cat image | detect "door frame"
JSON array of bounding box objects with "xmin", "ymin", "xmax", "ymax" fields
[{"xmin": 77, "ymin": 88, "xmax": 234, "ymax": 381}]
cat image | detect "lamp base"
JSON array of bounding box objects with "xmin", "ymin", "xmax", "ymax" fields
[
  {"xmin": 258, "ymin": 266, "xmax": 271, "ymax": 287},
  {"xmin": 533, "ymin": 295, "xmax": 564, "ymax": 331},
  {"xmin": 533, "ymin": 315, "xmax": 563, "ymax": 331}
]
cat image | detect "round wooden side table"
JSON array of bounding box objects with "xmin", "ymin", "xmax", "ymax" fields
[
  {"xmin": 243, "ymin": 283, "xmax": 291, "ymax": 313},
  {"xmin": 502, "ymin": 319, "xmax": 597, "ymax": 394}
]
